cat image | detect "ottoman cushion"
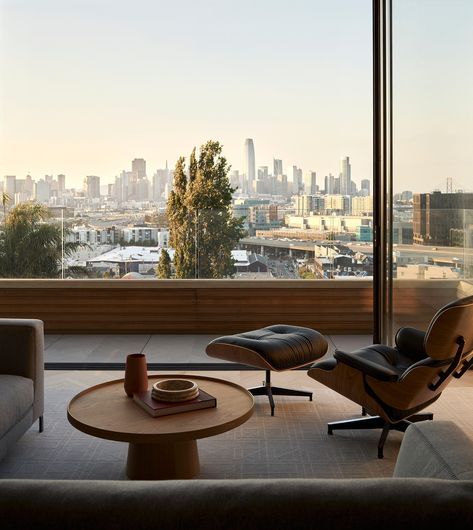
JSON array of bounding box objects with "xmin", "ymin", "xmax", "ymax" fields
[{"xmin": 206, "ymin": 325, "xmax": 328, "ymax": 371}]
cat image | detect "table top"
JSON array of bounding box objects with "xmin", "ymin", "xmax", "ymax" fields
[{"xmin": 67, "ymin": 374, "xmax": 254, "ymax": 444}]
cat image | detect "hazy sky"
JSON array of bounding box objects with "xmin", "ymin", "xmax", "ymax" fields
[{"xmin": 0, "ymin": 0, "xmax": 471, "ymax": 193}]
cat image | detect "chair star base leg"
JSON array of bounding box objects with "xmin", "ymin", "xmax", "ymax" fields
[{"xmin": 327, "ymin": 412, "xmax": 434, "ymax": 459}]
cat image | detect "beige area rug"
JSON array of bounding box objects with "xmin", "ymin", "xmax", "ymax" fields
[{"xmin": 1, "ymin": 371, "xmax": 472, "ymax": 480}]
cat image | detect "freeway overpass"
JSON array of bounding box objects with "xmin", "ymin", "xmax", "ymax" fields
[{"xmin": 239, "ymin": 237, "xmax": 470, "ymax": 264}]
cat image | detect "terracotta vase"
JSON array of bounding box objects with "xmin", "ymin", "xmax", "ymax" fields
[{"xmin": 124, "ymin": 353, "xmax": 148, "ymax": 397}]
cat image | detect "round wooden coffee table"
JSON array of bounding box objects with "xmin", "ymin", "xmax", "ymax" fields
[{"xmin": 67, "ymin": 374, "xmax": 254, "ymax": 480}]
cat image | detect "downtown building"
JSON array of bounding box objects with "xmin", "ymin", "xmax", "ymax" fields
[
  {"xmin": 413, "ymin": 190, "xmax": 473, "ymax": 246},
  {"xmin": 243, "ymin": 138, "xmax": 256, "ymax": 194}
]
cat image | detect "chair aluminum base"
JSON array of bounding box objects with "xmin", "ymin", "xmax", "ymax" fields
[
  {"xmin": 327, "ymin": 412, "xmax": 434, "ymax": 458},
  {"xmin": 248, "ymin": 370, "xmax": 313, "ymax": 416}
]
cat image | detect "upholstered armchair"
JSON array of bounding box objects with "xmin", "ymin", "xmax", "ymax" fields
[
  {"xmin": 0, "ymin": 319, "xmax": 44, "ymax": 460},
  {"xmin": 308, "ymin": 296, "xmax": 473, "ymax": 457}
]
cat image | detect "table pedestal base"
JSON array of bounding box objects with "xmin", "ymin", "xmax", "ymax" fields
[{"xmin": 126, "ymin": 440, "xmax": 200, "ymax": 480}]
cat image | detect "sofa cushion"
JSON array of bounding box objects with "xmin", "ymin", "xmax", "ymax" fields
[
  {"xmin": 0, "ymin": 375, "xmax": 34, "ymax": 439},
  {"xmin": 394, "ymin": 421, "xmax": 473, "ymax": 480}
]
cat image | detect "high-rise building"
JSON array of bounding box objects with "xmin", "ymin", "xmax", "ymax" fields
[
  {"xmin": 3, "ymin": 175, "xmax": 16, "ymax": 197},
  {"xmin": 57, "ymin": 174, "xmax": 66, "ymax": 196},
  {"xmin": 324, "ymin": 174, "xmax": 336, "ymax": 195},
  {"xmin": 413, "ymin": 190, "xmax": 473, "ymax": 246},
  {"xmin": 244, "ymin": 139, "xmax": 255, "ymax": 194},
  {"xmin": 34, "ymin": 179, "xmax": 50, "ymax": 203},
  {"xmin": 84, "ymin": 175, "xmax": 101, "ymax": 199},
  {"xmin": 339, "ymin": 156, "xmax": 351, "ymax": 196},
  {"xmin": 230, "ymin": 170, "xmax": 240, "ymax": 192},
  {"xmin": 152, "ymin": 162, "xmax": 171, "ymax": 201},
  {"xmin": 24, "ymin": 175, "xmax": 34, "ymax": 195},
  {"xmin": 291, "ymin": 166, "xmax": 303, "ymax": 194},
  {"xmin": 136, "ymin": 177, "xmax": 150, "ymax": 201},
  {"xmin": 132, "ymin": 158, "xmax": 147, "ymax": 179},
  {"xmin": 361, "ymin": 179, "xmax": 370, "ymax": 196},
  {"xmin": 257, "ymin": 166, "xmax": 269, "ymax": 194},
  {"xmin": 114, "ymin": 175, "xmax": 124, "ymax": 203},
  {"xmin": 305, "ymin": 171, "xmax": 317, "ymax": 195},
  {"xmin": 273, "ymin": 158, "xmax": 283, "ymax": 177},
  {"xmin": 257, "ymin": 166, "xmax": 268, "ymax": 180}
]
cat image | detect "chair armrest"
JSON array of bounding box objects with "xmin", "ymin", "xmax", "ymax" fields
[
  {"xmin": 0, "ymin": 319, "xmax": 44, "ymax": 421},
  {"xmin": 334, "ymin": 347, "xmax": 400, "ymax": 382},
  {"xmin": 395, "ymin": 327, "xmax": 426, "ymax": 361}
]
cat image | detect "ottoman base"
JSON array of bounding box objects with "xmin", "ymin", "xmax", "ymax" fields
[
  {"xmin": 206, "ymin": 324, "xmax": 328, "ymax": 415},
  {"xmin": 249, "ymin": 370, "xmax": 312, "ymax": 416}
]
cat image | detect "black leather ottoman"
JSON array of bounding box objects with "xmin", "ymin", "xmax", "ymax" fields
[{"xmin": 206, "ymin": 325, "xmax": 328, "ymax": 415}]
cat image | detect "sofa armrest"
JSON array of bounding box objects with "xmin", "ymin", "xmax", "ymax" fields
[
  {"xmin": 394, "ymin": 421, "xmax": 473, "ymax": 480},
  {"xmin": 0, "ymin": 319, "xmax": 44, "ymax": 421}
]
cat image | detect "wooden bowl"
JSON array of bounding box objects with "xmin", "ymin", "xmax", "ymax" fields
[{"xmin": 152, "ymin": 379, "xmax": 199, "ymax": 402}]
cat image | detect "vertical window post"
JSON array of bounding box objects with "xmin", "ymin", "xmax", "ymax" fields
[{"xmin": 373, "ymin": 0, "xmax": 393, "ymax": 344}]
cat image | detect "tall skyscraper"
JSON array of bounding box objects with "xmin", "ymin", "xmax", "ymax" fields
[
  {"xmin": 57, "ymin": 174, "xmax": 66, "ymax": 196},
  {"xmin": 84, "ymin": 175, "xmax": 101, "ymax": 199},
  {"xmin": 132, "ymin": 158, "xmax": 147, "ymax": 179},
  {"xmin": 305, "ymin": 171, "xmax": 317, "ymax": 195},
  {"xmin": 257, "ymin": 166, "xmax": 269, "ymax": 194},
  {"xmin": 324, "ymin": 173, "xmax": 336, "ymax": 195},
  {"xmin": 230, "ymin": 169, "xmax": 240, "ymax": 191},
  {"xmin": 136, "ymin": 177, "xmax": 150, "ymax": 201},
  {"xmin": 244, "ymin": 139, "xmax": 255, "ymax": 194},
  {"xmin": 114, "ymin": 175, "xmax": 124, "ymax": 203},
  {"xmin": 291, "ymin": 166, "xmax": 303, "ymax": 194},
  {"xmin": 273, "ymin": 158, "xmax": 283, "ymax": 177},
  {"xmin": 361, "ymin": 179, "xmax": 370, "ymax": 196},
  {"xmin": 3, "ymin": 175, "xmax": 16, "ymax": 197},
  {"xmin": 34, "ymin": 179, "xmax": 50, "ymax": 203},
  {"xmin": 339, "ymin": 156, "xmax": 351, "ymax": 195}
]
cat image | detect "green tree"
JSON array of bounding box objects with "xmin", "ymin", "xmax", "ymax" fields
[
  {"xmin": 1, "ymin": 192, "xmax": 10, "ymax": 219},
  {"xmin": 167, "ymin": 141, "xmax": 245, "ymax": 278},
  {"xmin": 0, "ymin": 202, "xmax": 81, "ymax": 278},
  {"xmin": 167, "ymin": 156, "xmax": 195, "ymax": 277},
  {"xmin": 156, "ymin": 248, "xmax": 172, "ymax": 279}
]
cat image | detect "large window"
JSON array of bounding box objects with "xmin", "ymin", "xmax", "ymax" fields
[
  {"xmin": 1, "ymin": 0, "xmax": 372, "ymax": 281},
  {"xmin": 390, "ymin": 0, "xmax": 473, "ymax": 335}
]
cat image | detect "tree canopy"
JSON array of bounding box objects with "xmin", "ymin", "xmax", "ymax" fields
[
  {"xmin": 167, "ymin": 141, "xmax": 245, "ymax": 279},
  {"xmin": 156, "ymin": 248, "xmax": 172, "ymax": 279},
  {"xmin": 1, "ymin": 192, "xmax": 10, "ymax": 219},
  {"xmin": 0, "ymin": 202, "xmax": 80, "ymax": 278}
]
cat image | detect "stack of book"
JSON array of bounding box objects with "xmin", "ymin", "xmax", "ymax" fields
[{"xmin": 133, "ymin": 388, "xmax": 217, "ymax": 417}]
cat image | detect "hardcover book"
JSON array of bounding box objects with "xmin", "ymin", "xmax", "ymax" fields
[{"xmin": 133, "ymin": 388, "xmax": 217, "ymax": 417}]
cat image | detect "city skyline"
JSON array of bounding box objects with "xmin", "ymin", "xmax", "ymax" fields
[
  {"xmin": 0, "ymin": 1, "xmax": 471, "ymax": 193},
  {"xmin": 2, "ymin": 140, "xmax": 470, "ymax": 196}
]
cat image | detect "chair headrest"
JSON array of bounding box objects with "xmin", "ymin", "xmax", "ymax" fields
[{"xmin": 424, "ymin": 295, "xmax": 473, "ymax": 359}]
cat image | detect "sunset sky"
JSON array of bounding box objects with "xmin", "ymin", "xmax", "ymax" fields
[{"xmin": 0, "ymin": 0, "xmax": 471, "ymax": 193}]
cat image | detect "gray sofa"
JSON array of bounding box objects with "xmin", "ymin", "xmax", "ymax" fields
[
  {"xmin": 0, "ymin": 319, "xmax": 44, "ymax": 461},
  {"xmin": 1, "ymin": 420, "xmax": 472, "ymax": 529}
]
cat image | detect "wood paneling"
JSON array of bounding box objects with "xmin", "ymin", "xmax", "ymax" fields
[
  {"xmin": 0, "ymin": 280, "xmax": 373, "ymax": 335},
  {"xmin": 0, "ymin": 279, "xmax": 462, "ymax": 335}
]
